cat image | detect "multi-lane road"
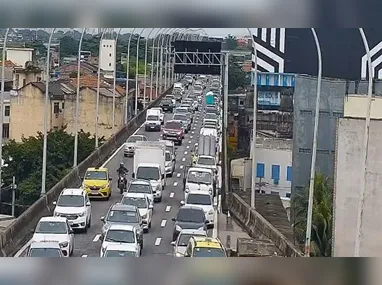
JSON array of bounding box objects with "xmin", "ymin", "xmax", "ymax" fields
[{"xmin": 15, "ymin": 91, "xmax": 219, "ymax": 257}]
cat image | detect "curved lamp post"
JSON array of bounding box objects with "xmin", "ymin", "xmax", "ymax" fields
[
  {"xmin": 95, "ymin": 29, "xmax": 107, "ymax": 148},
  {"xmin": 150, "ymin": 28, "xmax": 164, "ymax": 102},
  {"xmin": 304, "ymin": 28, "xmax": 323, "ymax": 257},
  {"xmin": 354, "ymin": 28, "xmax": 373, "ymax": 257},
  {"xmin": 0, "ymin": 28, "xmax": 9, "ymax": 202},
  {"xmin": 73, "ymin": 28, "xmax": 87, "ymax": 167},
  {"xmin": 124, "ymin": 28, "xmax": 137, "ymax": 124},
  {"xmin": 155, "ymin": 28, "xmax": 171, "ymax": 98},
  {"xmin": 166, "ymin": 29, "xmax": 181, "ymax": 89},
  {"xmin": 143, "ymin": 28, "xmax": 155, "ymax": 108},
  {"xmin": 112, "ymin": 28, "xmax": 123, "ymax": 134},
  {"xmin": 41, "ymin": 28, "xmax": 56, "ymax": 197},
  {"xmin": 163, "ymin": 28, "xmax": 177, "ymax": 90},
  {"xmin": 135, "ymin": 28, "xmax": 146, "ymax": 115}
]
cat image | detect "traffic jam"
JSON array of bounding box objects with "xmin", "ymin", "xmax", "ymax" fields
[{"xmin": 22, "ymin": 74, "xmax": 226, "ymax": 257}]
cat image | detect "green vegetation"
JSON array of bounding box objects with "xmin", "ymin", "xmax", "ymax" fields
[
  {"xmin": 292, "ymin": 173, "xmax": 333, "ymax": 257},
  {"xmin": 228, "ymin": 57, "xmax": 251, "ymax": 91},
  {"xmin": 225, "ymin": 34, "xmax": 238, "ymax": 50},
  {"xmin": 2, "ymin": 127, "xmax": 105, "ymax": 209}
]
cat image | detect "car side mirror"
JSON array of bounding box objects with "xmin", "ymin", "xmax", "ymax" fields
[
  {"xmin": 30, "ymin": 229, "xmax": 35, "ymax": 233},
  {"xmin": 171, "ymin": 217, "xmax": 176, "ymax": 221},
  {"xmin": 86, "ymin": 201, "xmax": 91, "ymax": 206},
  {"xmin": 100, "ymin": 233, "xmax": 104, "ymax": 240},
  {"xmin": 183, "ymin": 178, "xmax": 186, "ymax": 185},
  {"xmin": 132, "ymin": 173, "xmax": 135, "ymax": 178},
  {"xmin": 52, "ymin": 201, "xmax": 57, "ymax": 205},
  {"xmin": 161, "ymin": 174, "xmax": 165, "ymax": 179},
  {"xmin": 149, "ymin": 205, "xmax": 154, "ymax": 209},
  {"xmin": 100, "ymin": 216, "xmax": 105, "ymax": 222},
  {"xmin": 109, "ymin": 177, "xmax": 112, "ymax": 181},
  {"xmin": 171, "ymin": 241, "xmax": 176, "ymax": 246},
  {"xmin": 205, "ymin": 220, "xmax": 209, "ymax": 224},
  {"xmin": 180, "ymin": 201, "xmax": 185, "ymax": 206},
  {"xmin": 69, "ymin": 229, "xmax": 74, "ymax": 234},
  {"xmin": 80, "ymin": 176, "xmax": 84, "ymax": 180}
]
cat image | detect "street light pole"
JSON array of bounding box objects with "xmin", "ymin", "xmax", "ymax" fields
[
  {"xmin": 165, "ymin": 29, "xmax": 180, "ymax": 89},
  {"xmin": 41, "ymin": 28, "xmax": 56, "ymax": 197},
  {"xmin": 73, "ymin": 28, "xmax": 86, "ymax": 168},
  {"xmin": 112, "ymin": 28, "xmax": 122, "ymax": 134},
  {"xmin": 143, "ymin": 28, "xmax": 155, "ymax": 108},
  {"xmin": 354, "ymin": 28, "xmax": 373, "ymax": 257},
  {"xmin": 150, "ymin": 29, "xmax": 163, "ymax": 102},
  {"xmin": 0, "ymin": 28, "xmax": 9, "ymax": 203},
  {"xmin": 135, "ymin": 28, "xmax": 146, "ymax": 115},
  {"xmin": 95, "ymin": 29, "xmax": 107, "ymax": 148},
  {"xmin": 247, "ymin": 28, "xmax": 258, "ymax": 209},
  {"xmin": 156, "ymin": 29, "xmax": 170, "ymax": 98},
  {"xmin": 305, "ymin": 28, "xmax": 323, "ymax": 257},
  {"xmin": 124, "ymin": 28, "xmax": 136, "ymax": 123},
  {"xmin": 164, "ymin": 29, "xmax": 176, "ymax": 90}
]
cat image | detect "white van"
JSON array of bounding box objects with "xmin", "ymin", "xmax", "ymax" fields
[{"xmin": 145, "ymin": 109, "xmax": 161, "ymax": 132}]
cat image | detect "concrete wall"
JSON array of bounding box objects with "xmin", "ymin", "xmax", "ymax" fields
[
  {"xmin": 291, "ymin": 75, "xmax": 346, "ymax": 194},
  {"xmin": 13, "ymin": 71, "xmax": 42, "ymax": 89},
  {"xmin": 344, "ymin": 94, "xmax": 382, "ymax": 119},
  {"xmin": 6, "ymin": 48, "xmax": 33, "ymax": 68},
  {"xmin": 333, "ymin": 118, "xmax": 382, "ymax": 257}
]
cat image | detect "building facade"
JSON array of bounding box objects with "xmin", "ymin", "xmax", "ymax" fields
[
  {"xmin": 6, "ymin": 48, "xmax": 34, "ymax": 68},
  {"xmin": 99, "ymin": 39, "xmax": 116, "ymax": 79}
]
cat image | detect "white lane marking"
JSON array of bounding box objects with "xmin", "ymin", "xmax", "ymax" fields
[
  {"xmin": 165, "ymin": 205, "xmax": 172, "ymax": 212},
  {"xmin": 176, "ymin": 173, "xmax": 181, "ymax": 178},
  {"xmin": 186, "ymin": 145, "xmax": 190, "ymax": 149},
  {"xmin": 155, "ymin": 238, "xmax": 162, "ymax": 246},
  {"xmin": 93, "ymin": 234, "xmax": 101, "ymax": 242},
  {"xmin": 161, "ymin": 219, "xmax": 167, "ymax": 227},
  {"xmin": 180, "ymin": 165, "xmax": 184, "ymax": 169},
  {"xmin": 192, "ymin": 131, "xmax": 195, "ymax": 134},
  {"xmin": 190, "ymin": 136, "xmax": 193, "ymax": 139},
  {"xmin": 14, "ymin": 239, "xmax": 32, "ymax": 257},
  {"xmin": 173, "ymin": 182, "xmax": 178, "ymax": 187},
  {"xmin": 82, "ymin": 255, "xmax": 88, "ymax": 257},
  {"xmin": 188, "ymin": 140, "xmax": 192, "ymax": 144},
  {"xmin": 182, "ymin": 158, "xmax": 186, "ymax": 162},
  {"xmin": 184, "ymin": 151, "xmax": 188, "ymax": 155},
  {"xmin": 170, "ymin": 192, "xmax": 175, "ymax": 198}
]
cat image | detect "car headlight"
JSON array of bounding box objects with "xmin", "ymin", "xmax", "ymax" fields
[
  {"xmin": 176, "ymin": 252, "xmax": 184, "ymax": 257},
  {"xmin": 102, "ymin": 224, "xmax": 109, "ymax": 233},
  {"xmin": 142, "ymin": 213, "xmax": 147, "ymax": 219},
  {"xmin": 54, "ymin": 212, "xmax": 60, "ymax": 217},
  {"xmin": 175, "ymin": 225, "xmax": 182, "ymax": 231},
  {"xmin": 208, "ymin": 209, "xmax": 214, "ymax": 215},
  {"xmin": 59, "ymin": 241, "xmax": 68, "ymax": 248},
  {"xmin": 185, "ymin": 186, "xmax": 189, "ymax": 193},
  {"xmin": 197, "ymin": 227, "xmax": 205, "ymax": 231},
  {"xmin": 78, "ymin": 212, "xmax": 86, "ymax": 217},
  {"xmin": 102, "ymin": 184, "xmax": 109, "ymax": 189},
  {"xmin": 156, "ymin": 185, "xmax": 161, "ymax": 191}
]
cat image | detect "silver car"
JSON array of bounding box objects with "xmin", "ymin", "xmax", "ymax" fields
[
  {"xmin": 171, "ymin": 229, "xmax": 207, "ymax": 257},
  {"xmin": 124, "ymin": 135, "xmax": 148, "ymax": 157}
]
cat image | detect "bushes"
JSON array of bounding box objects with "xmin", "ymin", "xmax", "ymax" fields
[{"xmin": 2, "ymin": 127, "xmax": 105, "ymax": 207}]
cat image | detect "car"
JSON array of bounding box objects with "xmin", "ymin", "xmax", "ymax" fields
[
  {"xmin": 100, "ymin": 224, "xmax": 142, "ymax": 257},
  {"xmin": 205, "ymin": 106, "xmax": 219, "ymax": 115},
  {"xmin": 165, "ymin": 150, "xmax": 175, "ymax": 177},
  {"xmin": 126, "ymin": 179, "xmax": 156, "ymax": 204},
  {"xmin": 150, "ymin": 107, "xmax": 165, "ymax": 125},
  {"xmin": 183, "ymin": 167, "xmax": 215, "ymax": 197},
  {"xmin": 194, "ymin": 155, "xmax": 218, "ymax": 174},
  {"xmin": 159, "ymin": 98, "xmax": 174, "ymax": 113},
  {"xmin": 173, "ymin": 113, "xmax": 191, "ymax": 132},
  {"xmin": 82, "ymin": 167, "xmax": 112, "ymax": 200},
  {"xmin": 184, "ymin": 237, "xmax": 227, "ymax": 257},
  {"xmin": 181, "ymin": 190, "xmax": 215, "ymax": 228},
  {"xmin": 27, "ymin": 241, "xmax": 64, "ymax": 257},
  {"xmin": 159, "ymin": 139, "xmax": 176, "ymax": 160},
  {"xmin": 179, "ymin": 103, "xmax": 194, "ymax": 115},
  {"xmin": 162, "ymin": 120, "xmax": 184, "ymax": 145},
  {"xmin": 174, "ymin": 106, "xmax": 190, "ymax": 116},
  {"xmin": 172, "ymin": 206, "xmax": 208, "ymax": 241},
  {"xmin": 171, "ymin": 229, "xmax": 207, "ymax": 257},
  {"xmin": 101, "ymin": 243, "xmax": 140, "ymax": 257},
  {"xmin": 165, "ymin": 94, "xmax": 176, "ymax": 106},
  {"xmin": 124, "ymin": 135, "xmax": 148, "ymax": 157},
  {"xmin": 120, "ymin": 193, "xmax": 153, "ymax": 232},
  {"xmin": 31, "ymin": 217, "xmax": 74, "ymax": 257},
  {"xmin": 145, "ymin": 109, "xmax": 161, "ymax": 131},
  {"xmin": 100, "ymin": 203, "xmax": 144, "ymax": 249},
  {"xmin": 53, "ymin": 188, "xmax": 92, "ymax": 232}
]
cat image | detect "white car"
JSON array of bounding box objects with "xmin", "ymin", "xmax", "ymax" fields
[
  {"xmin": 181, "ymin": 190, "xmax": 215, "ymax": 228},
  {"xmin": 100, "ymin": 224, "xmax": 141, "ymax": 257},
  {"xmin": 120, "ymin": 193, "xmax": 153, "ymax": 232},
  {"xmin": 101, "ymin": 244, "xmax": 140, "ymax": 257},
  {"xmin": 171, "ymin": 229, "xmax": 207, "ymax": 257},
  {"xmin": 124, "ymin": 135, "xmax": 148, "ymax": 157},
  {"xmin": 165, "ymin": 150, "xmax": 175, "ymax": 177},
  {"xmin": 31, "ymin": 217, "xmax": 75, "ymax": 257},
  {"xmin": 53, "ymin": 188, "xmax": 92, "ymax": 232},
  {"xmin": 27, "ymin": 241, "xmax": 64, "ymax": 257},
  {"xmin": 183, "ymin": 167, "xmax": 215, "ymax": 197},
  {"xmin": 126, "ymin": 179, "xmax": 155, "ymax": 206},
  {"xmin": 150, "ymin": 107, "xmax": 165, "ymax": 125}
]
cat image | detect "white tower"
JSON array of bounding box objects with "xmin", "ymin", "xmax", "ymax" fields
[{"xmin": 100, "ymin": 38, "xmax": 116, "ymax": 79}]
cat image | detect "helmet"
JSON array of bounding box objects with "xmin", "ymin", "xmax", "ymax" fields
[{"xmin": 119, "ymin": 162, "xmax": 124, "ymax": 168}]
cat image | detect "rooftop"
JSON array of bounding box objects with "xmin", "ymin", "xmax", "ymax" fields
[
  {"xmin": 0, "ymin": 60, "xmax": 18, "ymax": 68},
  {"xmin": 255, "ymin": 137, "xmax": 293, "ymax": 150},
  {"xmin": 70, "ymin": 75, "xmax": 125, "ymax": 96},
  {"xmin": 22, "ymin": 81, "xmax": 76, "ymax": 100}
]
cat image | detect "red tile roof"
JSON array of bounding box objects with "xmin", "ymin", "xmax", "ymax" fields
[{"xmin": 0, "ymin": 60, "xmax": 18, "ymax": 68}]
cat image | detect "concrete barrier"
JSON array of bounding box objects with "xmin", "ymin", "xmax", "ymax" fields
[
  {"xmin": 0, "ymin": 86, "xmax": 174, "ymax": 257},
  {"xmin": 228, "ymin": 192, "xmax": 303, "ymax": 257}
]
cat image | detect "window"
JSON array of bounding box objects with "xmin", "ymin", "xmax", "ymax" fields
[
  {"xmin": 2, "ymin": 123, "xmax": 9, "ymax": 139},
  {"xmin": 238, "ymin": 99, "xmax": 244, "ymax": 106},
  {"xmin": 53, "ymin": 102, "xmax": 60, "ymax": 114},
  {"xmin": 271, "ymin": 165, "xmax": 280, "ymax": 181},
  {"xmin": 286, "ymin": 166, "xmax": 292, "ymax": 182},
  {"xmin": 4, "ymin": 106, "xmax": 10, "ymax": 117},
  {"xmin": 256, "ymin": 163, "xmax": 265, "ymax": 178},
  {"xmin": 22, "ymin": 78, "xmax": 26, "ymax": 86},
  {"xmin": 37, "ymin": 76, "xmax": 41, "ymax": 82},
  {"xmin": 61, "ymin": 102, "xmax": 64, "ymax": 109}
]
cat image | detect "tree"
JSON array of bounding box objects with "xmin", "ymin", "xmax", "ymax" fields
[
  {"xmin": 1, "ymin": 127, "xmax": 105, "ymax": 207},
  {"xmin": 228, "ymin": 58, "xmax": 250, "ymax": 91},
  {"xmin": 25, "ymin": 40, "xmax": 47, "ymax": 58},
  {"xmin": 60, "ymin": 36, "xmax": 79, "ymax": 58},
  {"xmin": 225, "ymin": 34, "xmax": 238, "ymax": 50},
  {"xmin": 292, "ymin": 173, "xmax": 333, "ymax": 257},
  {"xmin": 121, "ymin": 58, "xmax": 150, "ymax": 78}
]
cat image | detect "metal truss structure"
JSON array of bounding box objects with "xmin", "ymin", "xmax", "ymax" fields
[{"xmin": 174, "ymin": 51, "xmax": 225, "ymax": 66}]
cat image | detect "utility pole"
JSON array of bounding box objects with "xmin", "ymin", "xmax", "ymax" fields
[{"xmin": 11, "ymin": 176, "xmax": 16, "ymax": 217}]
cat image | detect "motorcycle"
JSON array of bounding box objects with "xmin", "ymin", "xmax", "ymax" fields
[{"xmin": 118, "ymin": 174, "xmax": 127, "ymax": 194}]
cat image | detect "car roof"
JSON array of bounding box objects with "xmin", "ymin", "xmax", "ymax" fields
[
  {"xmin": 166, "ymin": 120, "xmax": 182, "ymax": 124},
  {"xmin": 186, "ymin": 190, "xmax": 211, "ymax": 196},
  {"xmin": 179, "ymin": 205, "xmax": 204, "ymax": 212},
  {"xmin": 130, "ymin": 179, "xmax": 151, "ymax": 185},
  {"xmin": 188, "ymin": 167, "xmax": 213, "ymax": 173},
  {"xmin": 86, "ymin": 167, "xmax": 108, "ymax": 172},
  {"xmin": 123, "ymin": 192, "xmax": 148, "ymax": 199},
  {"xmin": 105, "ymin": 244, "xmax": 138, "ymax": 251},
  {"xmin": 159, "ymin": 140, "xmax": 174, "ymax": 147},
  {"xmin": 110, "ymin": 203, "xmax": 138, "ymax": 212},
  {"xmin": 108, "ymin": 224, "xmax": 136, "ymax": 231},
  {"xmin": 179, "ymin": 229, "xmax": 207, "ymax": 235},
  {"xmin": 198, "ymin": 155, "xmax": 215, "ymax": 159},
  {"xmin": 39, "ymin": 216, "xmax": 67, "ymax": 223},
  {"xmin": 61, "ymin": 188, "xmax": 84, "ymax": 196},
  {"xmin": 137, "ymin": 162, "xmax": 160, "ymax": 168},
  {"xmin": 192, "ymin": 237, "xmax": 223, "ymax": 249},
  {"xmin": 30, "ymin": 241, "xmax": 61, "ymax": 249}
]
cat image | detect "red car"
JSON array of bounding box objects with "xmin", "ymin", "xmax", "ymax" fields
[{"xmin": 162, "ymin": 120, "xmax": 184, "ymax": 145}]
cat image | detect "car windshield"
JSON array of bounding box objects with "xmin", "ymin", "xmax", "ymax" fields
[
  {"xmin": 85, "ymin": 170, "xmax": 107, "ymax": 180},
  {"xmin": 35, "ymin": 221, "xmax": 67, "ymax": 234},
  {"xmin": 29, "ymin": 248, "xmax": 62, "ymax": 257},
  {"xmin": 147, "ymin": 115, "xmax": 159, "ymax": 121},
  {"xmin": 136, "ymin": 167, "xmax": 159, "ymax": 180},
  {"xmin": 57, "ymin": 195, "xmax": 84, "ymax": 207},
  {"xmin": 128, "ymin": 183, "xmax": 152, "ymax": 194},
  {"xmin": 121, "ymin": 197, "xmax": 147, "ymax": 209},
  {"xmin": 166, "ymin": 95, "xmax": 174, "ymax": 100},
  {"xmin": 106, "ymin": 210, "xmax": 139, "ymax": 223},
  {"xmin": 178, "ymin": 234, "xmax": 206, "ymax": 246},
  {"xmin": 105, "ymin": 230, "xmax": 135, "ymax": 243},
  {"xmin": 197, "ymin": 157, "xmax": 215, "ymax": 166},
  {"xmin": 165, "ymin": 121, "xmax": 181, "ymax": 129},
  {"xmin": 161, "ymin": 99, "xmax": 172, "ymax": 104},
  {"xmin": 193, "ymin": 247, "xmax": 226, "ymax": 257},
  {"xmin": 165, "ymin": 152, "xmax": 171, "ymax": 161},
  {"xmin": 173, "ymin": 114, "xmax": 187, "ymax": 121},
  {"xmin": 187, "ymin": 171, "xmax": 212, "ymax": 184},
  {"xmin": 175, "ymin": 108, "xmax": 187, "ymax": 114},
  {"xmin": 205, "ymin": 113, "xmax": 217, "ymax": 120},
  {"xmin": 177, "ymin": 208, "xmax": 205, "ymax": 223},
  {"xmin": 206, "ymin": 109, "xmax": 218, "ymax": 115},
  {"xmin": 105, "ymin": 250, "xmax": 136, "ymax": 257},
  {"xmin": 186, "ymin": 194, "xmax": 212, "ymax": 206},
  {"xmin": 127, "ymin": 136, "xmax": 144, "ymax": 143}
]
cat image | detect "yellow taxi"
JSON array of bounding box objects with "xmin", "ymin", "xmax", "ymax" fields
[
  {"xmin": 82, "ymin": 167, "xmax": 112, "ymax": 200},
  {"xmin": 184, "ymin": 237, "xmax": 227, "ymax": 257}
]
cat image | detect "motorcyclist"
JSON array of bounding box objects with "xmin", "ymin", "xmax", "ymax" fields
[{"xmin": 117, "ymin": 162, "xmax": 128, "ymax": 188}]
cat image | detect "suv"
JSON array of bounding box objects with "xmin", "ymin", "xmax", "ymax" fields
[
  {"xmin": 172, "ymin": 206, "xmax": 207, "ymax": 241},
  {"xmin": 162, "ymin": 120, "xmax": 184, "ymax": 145},
  {"xmin": 160, "ymin": 98, "xmax": 174, "ymax": 113},
  {"xmin": 173, "ymin": 113, "xmax": 191, "ymax": 132}
]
